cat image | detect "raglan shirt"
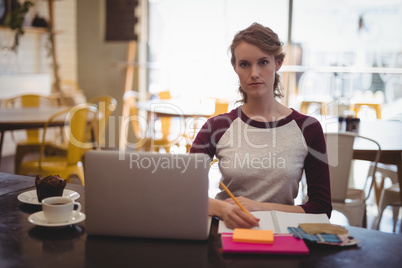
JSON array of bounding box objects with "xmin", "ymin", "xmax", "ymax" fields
[{"xmin": 190, "ymin": 107, "xmax": 332, "ymax": 218}]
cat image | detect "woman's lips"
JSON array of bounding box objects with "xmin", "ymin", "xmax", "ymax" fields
[{"xmin": 249, "ymin": 82, "xmax": 263, "ymax": 87}]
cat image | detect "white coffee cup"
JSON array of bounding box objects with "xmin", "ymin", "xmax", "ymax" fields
[{"xmin": 42, "ymin": 197, "xmax": 81, "ymax": 223}]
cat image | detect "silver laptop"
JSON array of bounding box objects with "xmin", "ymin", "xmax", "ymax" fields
[{"xmin": 84, "ymin": 150, "xmax": 210, "ymax": 240}]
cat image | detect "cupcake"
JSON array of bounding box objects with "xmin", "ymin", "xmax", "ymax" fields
[{"xmin": 35, "ymin": 175, "xmax": 67, "ymax": 202}]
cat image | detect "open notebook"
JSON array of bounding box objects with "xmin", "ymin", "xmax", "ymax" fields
[{"xmin": 218, "ymin": 211, "xmax": 330, "ymax": 234}]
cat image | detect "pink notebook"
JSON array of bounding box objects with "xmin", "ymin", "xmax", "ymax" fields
[{"xmin": 221, "ymin": 233, "xmax": 309, "ymax": 255}]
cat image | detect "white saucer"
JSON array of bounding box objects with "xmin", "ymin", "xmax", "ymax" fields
[
  {"xmin": 18, "ymin": 189, "xmax": 80, "ymax": 205},
  {"xmin": 28, "ymin": 211, "xmax": 86, "ymax": 227}
]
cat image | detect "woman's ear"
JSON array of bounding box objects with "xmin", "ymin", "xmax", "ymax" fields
[{"xmin": 275, "ymin": 58, "xmax": 283, "ymax": 71}]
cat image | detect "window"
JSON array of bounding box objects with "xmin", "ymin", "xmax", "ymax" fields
[
  {"xmin": 148, "ymin": 0, "xmax": 288, "ymax": 100},
  {"xmin": 148, "ymin": 0, "xmax": 402, "ymax": 119}
]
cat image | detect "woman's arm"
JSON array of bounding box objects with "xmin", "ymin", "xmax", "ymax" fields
[
  {"xmin": 298, "ymin": 117, "xmax": 332, "ymax": 218},
  {"xmin": 209, "ymin": 198, "xmax": 260, "ymax": 229}
]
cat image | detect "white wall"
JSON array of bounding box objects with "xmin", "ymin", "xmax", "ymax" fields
[
  {"xmin": 77, "ymin": 0, "xmax": 131, "ymax": 148},
  {"xmin": 0, "ymin": 0, "xmax": 77, "ymax": 81},
  {"xmin": 0, "ymin": 0, "xmax": 78, "ymax": 156}
]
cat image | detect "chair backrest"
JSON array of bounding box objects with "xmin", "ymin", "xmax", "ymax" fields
[
  {"xmin": 325, "ymin": 132, "xmax": 381, "ymax": 202},
  {"xmin": 6, "ymin": 94, "xmax": 58, "ymax": 142},
  {"xmin": 5, "ymin": 94, "xmax": 58, "ymax": 108},
  {"xmin": 40, "ymin": 104, "xmax": 98, "ymax": 166},
  {"xmin": 375, "ymin": 165, "xmax": 398, "ymax": 184},
  {"xmin": 325, "ymin": 133, "xmax": 356, "ymax": 202},
  {"xmin": 88, "ymin": 95, "xmax": 117, "ymax": 147},
  {"xmin": 66, "ymin": 104, "xmax": 99, "ymax": 164}
]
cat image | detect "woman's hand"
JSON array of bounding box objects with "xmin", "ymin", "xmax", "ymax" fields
[
  {"xmin": 209, "ymin": 198, "xmax": 260, "ymax": 229},
  {"xmin": 224, "ymin": 196, "xmax": 263, "ymax": 211},
  {"xmin": 220, "ymin": 202, "xmax": 260, "ymax": 229}
]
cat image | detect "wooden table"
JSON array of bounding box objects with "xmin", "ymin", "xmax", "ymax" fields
[
  {"xmin": 352, "ymin": 120, "xmax": 402, "ymax": 203},
  {"xmin": 1, "ymin": 172, "xmax": 402, "ymax": 267},
  {"xmin": 0, "ymin": 107, "xmax": 68, "ymax": 163}
]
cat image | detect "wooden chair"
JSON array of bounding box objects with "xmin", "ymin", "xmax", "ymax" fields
[
  {"xmin": 300, "ymin": 100, "xmax": 329, "ymax": 115},
  {"xmin": 40, "ymin": 96, "xmax": 117, "ymax": 158},
  {"xmin": 325, "ymin": 132, "xmax": 381, "ymax": 227},
  {"xmin": 5, "ymin": 94, "xmax": 60, "ymax": 174},
  {"xmin": 17, "ymin": 104, "xmax": 98, "ymax": 185},
  {"xmin": 367, "ymin": 164, "xmax": 399, "ymax": 207},
  {"xmin": 376, "ymin": 183, "xmax": 400, "ymax": 232},
  {"xmin": 370, "ymin": 164, "xmax": 401, "ymax": 232},
  {"xmin": 351, "ymin": 103, "xmax": 382, "ymax": 119}
]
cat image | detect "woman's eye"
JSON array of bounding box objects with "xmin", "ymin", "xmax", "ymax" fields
[
  {"xmin": 260, "ymin": 60, "xmax": 269, "ymax": 66},
  {"xmin": 239, "ymin": 62, "xmax": 249, "ymax": 68}
]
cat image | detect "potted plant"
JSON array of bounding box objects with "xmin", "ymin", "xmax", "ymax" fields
[{"xmin": 4, "ymin": 0, "xmax": 33, "ymax": 51}]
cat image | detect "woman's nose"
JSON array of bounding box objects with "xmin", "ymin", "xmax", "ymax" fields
[{"xmin": 251, "ymin": 65, "xmax": 259, "ymax": 79}]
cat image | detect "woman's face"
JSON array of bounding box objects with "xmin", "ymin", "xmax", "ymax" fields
[{"xmin": 233, "ymin": 42, "xmax": 282, "ymax": 101}]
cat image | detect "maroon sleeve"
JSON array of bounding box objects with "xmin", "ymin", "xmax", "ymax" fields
[
  {"xmin": 296, "ymin": 115, "xmax": 332, "ymax": 218},
  {"xmin": 189, "ymin": 119, "xmax": 216, "ymax": 159},
  {"xmin": 190, "ymin": 110, "xmax": 237, "ymax": 159}
]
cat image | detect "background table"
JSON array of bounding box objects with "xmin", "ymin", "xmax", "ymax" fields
[
  {"xmin": 352, "ymin": 120, "xmax": 402, "ymax": 203},
  {"xmin": 1, "ymin": 172, "xmax": 402, "ymax": 267},
  {"xmin": 0, "ymin": 107, "xmax": 68, "ymax": 131},
  {"xmin": 0, "ymin": 107, "xmax": 68, "ymax": 162}
]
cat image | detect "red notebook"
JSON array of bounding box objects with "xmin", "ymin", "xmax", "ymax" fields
[{"xmin": 221, "ymin": 233, "xmax": 309, "ymax": 255}]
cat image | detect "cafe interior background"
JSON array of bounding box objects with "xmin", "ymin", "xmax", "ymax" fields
[{"xmin": 0, "ymin": 0, "xmax": 401, "ymax": 231}]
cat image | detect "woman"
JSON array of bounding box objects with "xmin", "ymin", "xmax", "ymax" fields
[{"xmin": 190, "ymin": 23, "xmax": 331, "ymax": 229}]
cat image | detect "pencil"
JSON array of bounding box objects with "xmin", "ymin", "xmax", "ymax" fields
[{"xmin": 220, "ymin": 181, "xmax": 254, "ymax": 219}]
